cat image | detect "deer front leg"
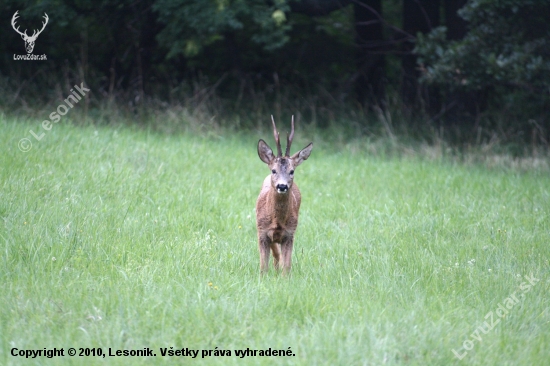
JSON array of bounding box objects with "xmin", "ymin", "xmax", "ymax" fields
[
  {"xmin": 258, "ymin": 235, "xmax": 271, "ymax": 273},
  {"xmin": 280, "ymin": 235, "xmax": 294, "ymax": 275}
]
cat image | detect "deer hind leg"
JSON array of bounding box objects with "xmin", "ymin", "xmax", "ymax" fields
[
  {"xmin": 280, "ymin": 236, "xmax": 294, "ymax": 275},
  {"xmin": 271, "ymin": 242, "xmax": 282, "ymax": 271}
]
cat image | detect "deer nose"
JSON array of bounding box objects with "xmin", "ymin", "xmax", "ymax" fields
[{"xmin": 276, "ymin": 184, "xmax": 289, "ymax": 193}]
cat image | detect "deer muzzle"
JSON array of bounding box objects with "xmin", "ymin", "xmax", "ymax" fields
[{"xmin": 276, "ymin": 183, "xmax": 289, "ymax": 193}]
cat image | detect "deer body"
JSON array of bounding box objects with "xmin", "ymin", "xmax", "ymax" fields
[{"xmin": 256, "ymin": 116, "xmax": 312, "ymax": 274}]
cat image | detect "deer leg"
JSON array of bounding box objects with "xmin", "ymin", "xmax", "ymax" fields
[
  {"xmin": 271, "ymin": 242, "xmax": 282, "ymax": 271},
  {"xmin": 259, "ymin": 236, "xmax": 271, "ymax": 273},
  {"xmin": 280, "ymin": 236, "xmax": 294, "ymax": 275}
]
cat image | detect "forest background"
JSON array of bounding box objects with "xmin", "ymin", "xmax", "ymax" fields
[{"xmin": 1, "ymin": 0, "xmax": 549, "ymax": 148}]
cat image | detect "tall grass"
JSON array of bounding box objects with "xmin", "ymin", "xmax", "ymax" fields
[
  {"xmin": 1, "ymin": 114, "xmax": 549, "ymax": 365},
  {"xmin": 2, "ymin": 66, "xmax": 549, "ymax": 159}
]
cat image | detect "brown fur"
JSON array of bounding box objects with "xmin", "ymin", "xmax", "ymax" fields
[
  {"xmin": 256, "ymin": 175, "xmax": 302, "ymax": 273},
  {"xmin": 255, "ymin": 117, "xmax": 312, "ymax": 274}
]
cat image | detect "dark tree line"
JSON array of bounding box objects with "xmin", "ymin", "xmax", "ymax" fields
[{"xmin": 1, "ymin": 0, "xmax": 548, "ymax": 135}]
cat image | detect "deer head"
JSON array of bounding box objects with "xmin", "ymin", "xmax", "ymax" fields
[
  {"xmin": 257, "ymin": 116, "xmax": 313, "ymax": 194},
  {"xmin": 11, "ymin": 11, "xmax": 49, "ymax": 54}
]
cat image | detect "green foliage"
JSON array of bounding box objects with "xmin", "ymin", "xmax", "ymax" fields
[
  {"xmin": 1, "ymin": 0, "xmax": 162, "ymax": 95},
  {"xmin": 153, "ymin": 0, "xmax": 292, "ymax": 58},
  {"xmin": 415, "ymin": 0, "xmax": 550, "ymax": 115},
  {"xmin": 0, "ymin": 0, "xmax": 357, "ymax": 100},
  {"xmin": 2, "ymin": 0, "xmax": 549, "ymax": 139}
]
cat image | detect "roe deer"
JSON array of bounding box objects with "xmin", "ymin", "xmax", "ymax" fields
[{"xmin": 256, "ymin": 116, "xmax": 313, "ymax": 274}]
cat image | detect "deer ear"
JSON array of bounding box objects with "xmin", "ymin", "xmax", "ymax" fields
[
  {"xmin": 258, "ymin": 139, "xmax": 275, "ymax": 164},
  {"xmin": 291, "ymin": 142, "xmax": 313, "ymax": 167}
]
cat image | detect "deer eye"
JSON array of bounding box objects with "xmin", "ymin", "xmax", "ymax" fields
[
  {"xmin": 271, "ymin": 169, "xmax": 276, "ymax": 174},
  {"xmin": 290, "ymin": 170, "xmax": 294, "ymax": 175}
]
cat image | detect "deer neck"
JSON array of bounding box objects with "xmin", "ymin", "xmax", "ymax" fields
[{"xmin": 269, "ymin": 188, "xmax": 292, "ymax": 222}]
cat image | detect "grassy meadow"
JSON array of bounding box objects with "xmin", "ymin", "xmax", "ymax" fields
[{"xmin": 1, "ymin": 113, "xmax": 549, "ymax": 365}]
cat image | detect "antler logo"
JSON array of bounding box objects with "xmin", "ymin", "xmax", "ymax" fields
[{"xmin": 11, "ymin": 10, "xmax": 49, "ymax": 54}]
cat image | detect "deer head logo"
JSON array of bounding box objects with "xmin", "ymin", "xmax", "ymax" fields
[{"xmin": 11, "ymin": 10, "xmax": 49, "ymax": 54}]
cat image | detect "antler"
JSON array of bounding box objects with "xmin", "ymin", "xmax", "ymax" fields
[
  {"xmin": 11, "ymin": 11, "xmax": 27, "ymax": 37},
  {"xmin": 271, "ymin": 115, "xmax": 283, "ymax": 157},
  {"xmin": 285, "ymin": 115, "xmax": 295, "ymax": 157},
  {"xmin": 11, "ymin": 11, "xmax": 48, "ymax": 40},
  {"xmin": 32, "ymin": 13, "xmax": 49, "ymax": 39}
]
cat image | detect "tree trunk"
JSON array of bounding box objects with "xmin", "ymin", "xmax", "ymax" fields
[
  {"xmin": 290, "ymin": 0, "xmax": 352, "ymax": 16},
  {"xmin": 442, "ymin": 0, "xmax": 477, "ymax": 127},
  {"xmin": 354, "ymin": 0, "xmax": 385, "ymax": 107},
  {"xmin": 444, "ymin": 0, "xmax": 467, "ymax": 40},
  {"xmin": 401, "ymin": 0, "xmax": 440, "ymax": 111}
]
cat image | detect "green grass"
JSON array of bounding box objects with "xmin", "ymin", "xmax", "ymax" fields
[{"xmin": 1, "ymin": 114, "xmax": 549, "ymax": 365}]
